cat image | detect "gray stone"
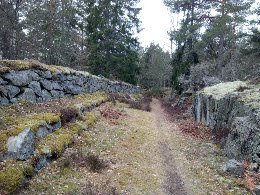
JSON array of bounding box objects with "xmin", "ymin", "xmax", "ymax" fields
[
  {"xmin": 255, "ymin": 185, "xmax": 260, "ymax": 195},
  {"xmin": 35, "ymin": 156, "xmax": 48, "ymax": 171},
  {"xmin": 66, "ymin": 75, "xmax": 78, "ymax": 81},
  {"xmin": 47, "ymin": 120, "xmax": 61, "ymax": 133},
  {"xmin": 0, "ymin": 95, "xmax": 9, "ymax": 105},
  {"xmin": 40, "ymin": 71, "xmax": 52, "ymax": 79},
  {"xmin": 0, "ymin": 77, "xmax": 7, "ymax": 85},
  {"xmin": 19, "ymin": 88, "xmax": 37, "ymax": 103},
  {"xmin": 194, "ymin": 81, "xmax": 260, "ymax": 162},
  {"xmin": 29, "ymin": 81, "xmax": 42, "ymax": 96},
  {"xmin": 41, "ymin": 90, "xmax": 52, "ymax": 101},
  {"xmin": 249, "ymin": 163, "xmax": 258, "ymax": 172},
  {"xmin": 4, "ymin": 70, "xmax": 39, "ymax": 86},
  {"xmin": 63, "ymin": 83, "xmax": 84, "ymax": 94},
  {"xmin": 50, "ymin": 90, "xmax": 64, "ymax": 99},
  {"xmin": 10, "ymin": 98, "xmax": 17, "ymax": 104},
  {"xmin": 6, "ymin": 85, "xmax": 20, "ymax": 99},
  {"xmin": 7, "ymin": 128, "xmax": 35, "ymax": 160},
  {"xmin": 225, "ymin": 117, "xmax": 260, "ymax": 161},
  {"xmin": 0, "ymin": 85, "xmax": 8, "ymax": 96},
  {"xmin": 36, "ymin": 124, "xmax": 49, "ymax": 138},
  {"xmin": 40, "ymin": 79, "xmax": 62, "ymax": 91},
  {"xmin": 222, "ymin": 159, "xmax": 244, "ymax": 177},
  {"xmin": 0, "ymin": 85, "xmax": 20, "ymax": 99},
  {"xmin": 37, "ymin": 97, "xmax": 43, "ymax": 103}
]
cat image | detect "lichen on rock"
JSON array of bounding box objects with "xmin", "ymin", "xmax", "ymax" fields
[{"xmin": 194, "ymin": 80, "xmax": 260, "ymax": 163}]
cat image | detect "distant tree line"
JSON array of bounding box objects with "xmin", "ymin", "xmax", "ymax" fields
[
  {"xmin": 0, "ymin": 0, "xmax": 140, "ymax": 84},
  {"xmin": 164, "ymin": 0, "xmax": 260, "ymax": 91},
  {"xmin": 138, "ymin": 43, "xmax": 172, "ymax": 89}
]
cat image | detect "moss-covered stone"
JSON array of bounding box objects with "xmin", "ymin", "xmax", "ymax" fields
[
  {"xmin": 195, "ymin": 80, "xmax": 260, "ymax": 162},
  {"xmin": 0, "ymin": 113, "xmax": 60, "ymax": 152},
  {"xmin": 202, "ymin": 81, "xmax": 247, "ymax": 100},
  {"xmin": 36, "ymin": 122, "xmax": 84, "ymax": 157}
]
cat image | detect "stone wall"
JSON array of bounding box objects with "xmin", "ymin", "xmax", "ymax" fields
[
  {"xmin": 0, "ymin": 60, "xmax": 140, "ymax": 105},
  {"xmin": 194, "ymin": 81, "xmax": 260, "ymax": 164}
]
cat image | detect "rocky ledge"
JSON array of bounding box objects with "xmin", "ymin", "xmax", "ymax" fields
[{"xmin": 194, "ymin": 80, "xmax": 260, "ymax": 164}]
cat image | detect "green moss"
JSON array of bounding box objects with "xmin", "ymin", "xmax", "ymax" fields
[
  {"xmin": 0, "ymin": 160, "xmax": 34, "ymax": 193},
  {"xmin": 0, "ymin": 60, "xmax": 31, "ymax": 73},
  {"xmin": 82, "ymin": 112, "xmax": 97, "ymax": 128},
  {"xmin": 131, "ymin": 94, "xmax": 143, "ymax": 101},
  {"xmin": 62, "ymin": 181, "xmax": 79, "ymax": 194},
  {"xmin": 37, "ymin": 122, "xmax": 84, "ymax": 157},
  {"xmin": 72, "ymin": 92, "xmax": 109, "ymax": 109},
  {"xmin": 0, "ymin": 60, "xmax": 94, "ymax": 76},
  {"xmin": 37, "ymin": 131, "xmax": 72, "ymax": 157},
  {"xmin": 202, "ymin": 81, "xmax": 260, "ymax": 110}
]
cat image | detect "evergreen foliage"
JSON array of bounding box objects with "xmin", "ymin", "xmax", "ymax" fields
[{"xmin": 85, "ymin": 0, "xmax": 141, "ymax": 84}]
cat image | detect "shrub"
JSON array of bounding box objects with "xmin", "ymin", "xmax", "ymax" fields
[
  {"xmin": 60, "ymin": 107, "xmax": 79, "ymax": 124},
  {"xmin": 85, "ymin": 153, "xmax": 107, "ymax": 173}
]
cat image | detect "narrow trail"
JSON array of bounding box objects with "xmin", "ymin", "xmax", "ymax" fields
[{"xmin": 151, "ymin": 98, "xmax": 188, "ymax": 195}]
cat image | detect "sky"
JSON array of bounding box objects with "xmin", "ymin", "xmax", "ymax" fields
[
  {"xmin": 137, "ymin": 0, "xmax": 260, "ymax": 52},
  {"xmin": 137, "ymin": 0, "xmax": 173, "ymax": 52}
]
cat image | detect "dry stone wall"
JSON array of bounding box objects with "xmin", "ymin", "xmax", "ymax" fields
[
  {"xmin": 194, "ymin": 81, "xmax": 260, "ymax": 164},
  {"xmin": 0, "ymin": 60, "xmax": 140, "ymax": 105}
]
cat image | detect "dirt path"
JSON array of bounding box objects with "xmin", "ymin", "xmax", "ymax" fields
[{"xmin": 151, "ymin": 98, "xmax": 188, "ymax": 195}]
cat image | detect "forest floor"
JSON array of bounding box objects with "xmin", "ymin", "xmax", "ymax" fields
[{"xmin": 20, "ymin": 99, "xmax": 250, "ymax": 195}]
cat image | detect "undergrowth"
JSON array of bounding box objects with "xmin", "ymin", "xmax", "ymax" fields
[{"xmin": 109, "ymin": 93, "xmax": 152, "ymax": 112}]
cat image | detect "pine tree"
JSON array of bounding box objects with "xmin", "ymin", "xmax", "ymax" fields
[
  {"xmin": 24, "ymin": 0, "xmax": 86, "ymax": 66},
  {"xmin": 86, "ymin": 0, "xmax": 141, "ymax": 84}
]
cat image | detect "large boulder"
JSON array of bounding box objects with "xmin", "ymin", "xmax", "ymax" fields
[
  {"xmin": 0, "ymin": 95, "xmax": 9, "ymax": 105},
  {"xmin": 7, "ymin": 128, "xmax": 35, "ymax": 160},
  {"xmin": 63, "ymin": 82, "xmax": 84, "ymax": 94},
  {"xmin": 0, "ymin": 85, "xmax": 20, "ymax": 99},
  {"xmin": 222, "ymin": 159, "xmax": 244, "ymax": 177},
  {"xmin": 0, "ymin": 77, "xmax": 7, "ymax": 85},
  {"xmin": 18, "ymin": 88, "xmax": 37, "ymax": 103},
  {"xmin": 40, "ymin": 79, "xmax": 63, "ymax": 91},
  {"xmin": 41, "ymin": 90, "xmax": 52, "ymax": 102},
  {"xmin": 3, "ymin": 70, "xmax": 39, "ymax": 86},
  {"xmin": 28, "ymin": 81, "xmax": 42, "ymax": 96},
  {"xmin": 194, "ymin": 81, "xmax": 260, "ymax": 163}
]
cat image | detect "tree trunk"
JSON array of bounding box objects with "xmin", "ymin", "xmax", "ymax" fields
[{"xmin": 217, "ymin": 0, "xmax": 226, "ymax": 71}]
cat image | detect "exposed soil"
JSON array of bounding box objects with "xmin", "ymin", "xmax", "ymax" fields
[{"xmin": 151, "ymin": 99, "xmax": 187, "ymax": 195}]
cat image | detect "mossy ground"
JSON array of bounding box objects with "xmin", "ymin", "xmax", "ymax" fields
[{"xmin": 0, "ymin": 160, "xmax": 33, "ymax": 194}]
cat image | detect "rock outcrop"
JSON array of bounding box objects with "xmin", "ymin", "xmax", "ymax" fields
[
  {"xmin": 194, "ymin": 81, "xmax": 260, "ymax": 164},
  {"xmin": 0, "ymin": 60, "xmax": 140, "ymax": 106}
]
